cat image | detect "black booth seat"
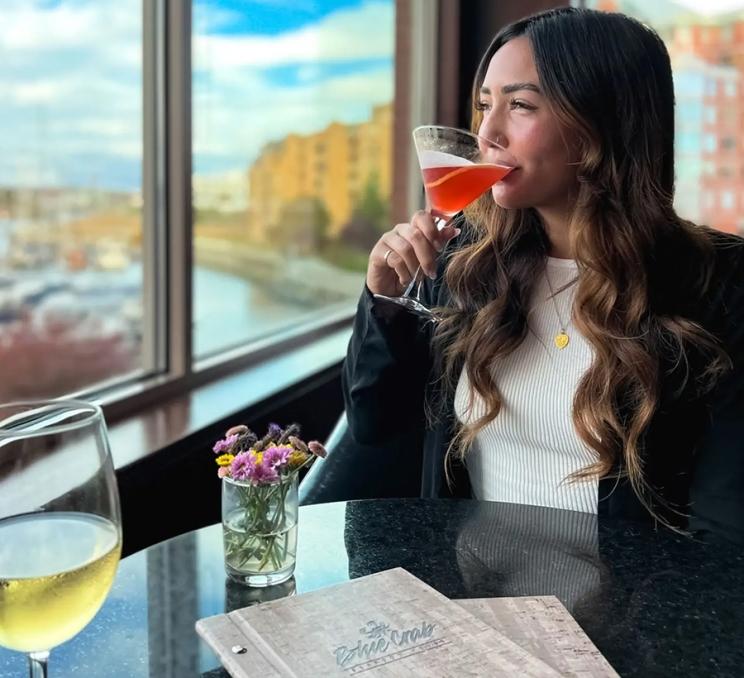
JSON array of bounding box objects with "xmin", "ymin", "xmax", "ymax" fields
[{"xmin": 299, "ymin": 413, "xmax": 423, "ymax": 505}]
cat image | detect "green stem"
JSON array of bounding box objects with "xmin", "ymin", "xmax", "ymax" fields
[{"xmin": 225, "ymin": 476, "xmax": 297, "ymax": 573}]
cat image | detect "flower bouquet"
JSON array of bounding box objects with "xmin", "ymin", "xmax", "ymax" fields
[{"xmin": 212, "ymin": 422, "xmax": 326, "ymax": 586}]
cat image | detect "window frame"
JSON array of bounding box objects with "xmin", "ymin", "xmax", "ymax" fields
[{"xmin": 83, "ymin": 0, "xmax": 433, "ymax": 424}]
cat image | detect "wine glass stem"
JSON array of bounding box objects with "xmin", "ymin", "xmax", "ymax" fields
[
  {"xmin": 402, "ymin": 265, "xmax": 421, "ymax": 298},
  {"xmin": 28, "ymin": 651, "xmax": 49, "ymax": 678},
  {"xmin": 402, "ymin": 214, "xmax": 456, "ymax": 299}
]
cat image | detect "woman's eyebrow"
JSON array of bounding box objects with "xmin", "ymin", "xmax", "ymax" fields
[
  {"xmin": 502, "ymin": 82, "xmax": 542, "ymax": 94},
  {"xmin": 480, "ymin": 83, "xmax": 542, "ymax": 95}
]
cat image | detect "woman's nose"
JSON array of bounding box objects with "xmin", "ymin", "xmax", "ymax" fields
[{"xmin": 478, "ymin": 117, "xmax": 507, "ymax": 149}]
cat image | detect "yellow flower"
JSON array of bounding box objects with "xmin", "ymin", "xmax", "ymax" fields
[
  {"xmin": 288, "ymin": 450, "xmax": 309, "ymax": 469},
  {"xmin": 252, "ymin": 450, "xmax": 263, "ymax": 464},
  {"xmin": 215, "ymin": 453, "xmax": 234, "ymax": 467}
]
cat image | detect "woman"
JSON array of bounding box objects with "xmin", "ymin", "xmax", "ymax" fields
[{"xmin": 343, "ymin": 8, "xmax": 744, "ymax": 537}]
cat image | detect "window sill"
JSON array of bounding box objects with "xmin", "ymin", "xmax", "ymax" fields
[{"xmin": 107, "ymin": 326, "xmax": 351, "ymax": 471}]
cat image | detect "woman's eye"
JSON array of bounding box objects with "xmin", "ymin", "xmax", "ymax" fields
[
  {"xmin": 510, "ymin": 98, "xmax": 535, "ymax": 111},
  {"xmin": 475, "ymin": 100, "xmax": 491, "ymax": 112}
]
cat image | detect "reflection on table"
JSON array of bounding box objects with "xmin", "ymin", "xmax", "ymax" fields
[{"xmin": 0, "ymin": 499, "xmax": 742, "ymax": 678}]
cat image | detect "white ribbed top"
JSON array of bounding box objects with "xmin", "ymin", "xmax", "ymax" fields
[{"xmin": 454, "ymin": 257, "xmax": 598, "ymax": 514}]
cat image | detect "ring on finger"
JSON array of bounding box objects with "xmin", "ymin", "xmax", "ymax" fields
[{"xmin": 383, "ymin": 248, "xmax": 393, "ymax": 264}]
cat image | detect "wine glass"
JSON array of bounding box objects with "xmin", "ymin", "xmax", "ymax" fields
[
  {"xmin": 374, "ymin": 125, "xmax": 514, "ymax": 320},
  {"xmin": 0, "ymin": 399, "xmax": 122, "ymax": 678}
]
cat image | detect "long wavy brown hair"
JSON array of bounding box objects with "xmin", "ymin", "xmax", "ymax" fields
[{"xmin": 433, "ymin": 8, "xmax": 730, "ymax": 519}]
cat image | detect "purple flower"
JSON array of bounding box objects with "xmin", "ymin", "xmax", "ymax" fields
[
  {"xmin": 267, "ymin": 423, "xmax": 283, "ymax": 440},
  {"xmin": 230, "ymin": 451, "xmax": 253, "ymax": 480},
  {"xmin": 249, "ymin": 459, "xmax": 280, "ymax": 484},
  {"xmin": 230, "ymin": 450, "xmax": 282, "ymax": 485},
  {"xmin": 262, "ymin": 445, "xmax": 291, "ymax": 469},
  {"xmin": 213, "ymin": 433, "xmax": 239, "ymax": 454}
]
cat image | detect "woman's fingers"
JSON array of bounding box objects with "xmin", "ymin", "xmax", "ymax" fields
[
  {"xmin": 365, "ymin": 211, "xmax": 461, "ymax": 296},
  {"xmin": 410, "ymin": 210, "xmax": 441, "ymax": 251},
  {"xmin": 412, "ymin": 209, "xmax": 462, "ymax": 254},
  {"xmin": 382, "ymin": 231, "xmax": 421, "ymax": 281},
  {"xmin": 393, "ymin": 220, "xmax": 440, "ymax": 279},
  {"xmin": 366, "ymin": 237, "xmax": 408, "ymax": 294}
]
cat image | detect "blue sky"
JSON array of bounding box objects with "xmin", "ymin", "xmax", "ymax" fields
[
  {"xmin": 194, "ymin": 0, "xmax": 366, "ymax": 35},
  {"xmin": 0, "ymin": 0, "xmax": 395, "ymax": 191}
]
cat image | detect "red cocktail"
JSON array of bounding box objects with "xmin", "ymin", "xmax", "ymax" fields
[
  {"xmin": 422, "ymin": 163, "xmax": 513, "ymax": 215},
  {"xmin": 415, "ymin": 130, "xmax": 514, "ymax": 218},
  {"xmin": 373, "ymin": 126, "xmax": 513, "ymax": 321}
]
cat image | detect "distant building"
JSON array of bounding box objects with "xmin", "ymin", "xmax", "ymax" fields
[
  {"xmin": 669, "ymin": 23, "xmax": 744, "ymax": 233},
  {"xmin": 669, "ymin": 18, "xmax": 744, "ymax": 71},
  {"xmin": 591, "ymin": 3, "xmax": 744, "ymax": 234},
  {"xmin": 247, "ymin": 102, "xmax": 392, "ymax": 243}
]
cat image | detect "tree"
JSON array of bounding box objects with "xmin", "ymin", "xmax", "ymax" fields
[
  {"xmin": 271, "ymin": 197, "xmax": 330, "ymax": 255},
  {"xmin": 339, "ymin": 173, "xmax": 389, "ymax": 251}
]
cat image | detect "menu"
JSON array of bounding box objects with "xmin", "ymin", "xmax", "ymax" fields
[
  {"xmin": 458, "ymin": 597, "xmax": 618, "ymax": 677},
  {"xmin": 196, "ymin": 568, "xmax": 560, "ymax": 677},
  {"xmin": 197, "ymin": 568, "xmax": 620, "ymax": 677}
]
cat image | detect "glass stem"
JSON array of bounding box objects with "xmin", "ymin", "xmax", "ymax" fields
[
  {"xmin": 404, "ymin": 213, "xmax": 456, "ymax": 299},
  {"xmin": 28, "ymin": 651, "xmax": 49, "ymax": 678},
  {"xmin": 402, "ymin": 265, "xmax": 421, "ymax": 298}
]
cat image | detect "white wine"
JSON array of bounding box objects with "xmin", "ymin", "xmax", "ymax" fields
[{"xmin": 0, "ymin": 511, "xmax": 121, "ymax": 653}]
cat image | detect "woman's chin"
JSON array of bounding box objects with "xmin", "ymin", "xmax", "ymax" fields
[
  {"xmin": 491, "ymin": 191, "xmax": 529, "ymax": 210},
  {"xmin": 491, "ymin": 189, "xmax": 523, "ymax": 210}
]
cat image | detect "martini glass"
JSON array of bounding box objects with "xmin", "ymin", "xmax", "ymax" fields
[{"xmin": 373, "ymin": 125, "xmax": 514, "ymax": 321}]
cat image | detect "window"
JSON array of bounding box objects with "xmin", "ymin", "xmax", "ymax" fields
[
  {"xmin": 721, "ymin": 137, "xmax": 737, "ymax": 150},
  {"xmin": 674, "ymin": 71, "xmax": 705, "ymax": 98},
  {"xmin": 0, "ymin": 1, "xmax": 412, "ymax": 412},
  {"xmin": 583, "ymin": 0, "xmax": 744, "ymax": 234},
  {"xmin": 677, "ymin": 101, "xmax": 703, "ymax": 125},
  {"xmin": 192, "ymin": 1, "xmax": 395, "ymax": 358},
  {"xmin": 677, "ymin": 131, "xmax": 701, "ymax": 154},
  {"xmin": 0, "ymin": 0, "xmax": 149, "ymax": 401}
]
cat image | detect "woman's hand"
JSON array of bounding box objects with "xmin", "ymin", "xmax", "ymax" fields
[{"xmin": 366, "ymin": 210, "xmax": 460, "ymax": 297}]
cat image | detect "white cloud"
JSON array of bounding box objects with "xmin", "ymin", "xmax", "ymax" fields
[
  {"xmin": 193, "ymin": 65, "xmax": 393, "ymax": 164},
  {"xmin": 673, "ymin": 0, "xmax": 744, "ymax": 14},
  {"xmin": 11, "ymin": 80, "xmax": 68, "ymax": 104},
  {"xmin": 193, "ymin": 0, "xmax": 394, "ymax": 68},
  {"xmin": 0, "ymin": 0, "xmax": 394, "ymax": 188},
  {"xmin": 0, "ymin": 0, "xmax": 141, "ymax": 67}
]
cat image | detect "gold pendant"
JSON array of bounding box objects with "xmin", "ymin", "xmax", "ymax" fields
[{"xmin": 554, "ymin": 332, "xmax": 569, "ymax": 349}]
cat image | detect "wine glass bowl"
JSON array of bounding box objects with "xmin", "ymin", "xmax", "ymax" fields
[
  {"xmin": 373, "ymin": 125, "xmax": 513, "ymax": 320},
  {"xmin": 414, "ymin": 125, "xmax": 514, "ymax": 217},
  {"xmin": 0, "ymin": 400, "xmax": 122, "ymax": 677}
]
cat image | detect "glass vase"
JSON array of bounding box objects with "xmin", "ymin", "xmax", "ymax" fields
[{"xmin": 221, "ymin": 474, "xmax": 298, "ymax": 587}]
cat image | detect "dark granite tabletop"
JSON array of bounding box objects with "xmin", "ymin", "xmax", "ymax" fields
[{"xmin": 0, "ymin": 498, "xmax": 742, "ymax": 677}]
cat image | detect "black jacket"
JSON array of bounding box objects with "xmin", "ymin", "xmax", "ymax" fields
[{"xmin": 343, "ymin": 224, "xmax": 744, "ymax": 541}]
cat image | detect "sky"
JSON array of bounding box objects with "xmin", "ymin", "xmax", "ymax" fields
[
  {"xmin": 675, "ymin": 0, "xmax": 744, "ymax": 13},
  {"xmin": 0, "ymin": 0, "xmax": 395, "ymax": 191},
  {"xmin": 2, "ymin": 0, "xmax": 743, "ymax": 191}
]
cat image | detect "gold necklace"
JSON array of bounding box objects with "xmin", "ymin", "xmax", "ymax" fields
[{"xmin": 544, "ymin": 267, "xmax": 571, "ymax": 350}]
